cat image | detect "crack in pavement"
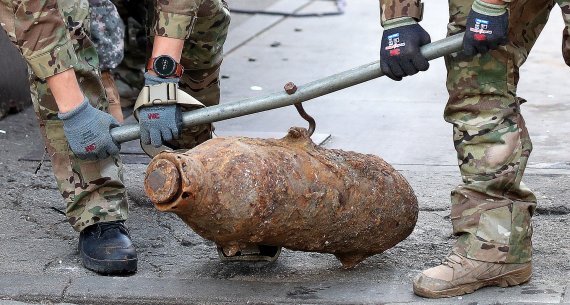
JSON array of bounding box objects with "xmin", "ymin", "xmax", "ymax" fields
[
  {"xmin": 156, "ymin": 215, "xmax": 195, "ymax": 248},
  {"xmin": 61, "ymin": 277, "xmax": 72, "ymax": 302},
  {"xmin": 146, "ymin": 260, "xmax": 163, "ymax": 277},
  {"xmin": 42, "ymin": 260, "xmax": 56, "ymax": 272}
]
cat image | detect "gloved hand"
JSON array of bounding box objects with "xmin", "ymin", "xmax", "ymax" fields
[
  {"xmin": 463, "ymin": 0, "xmax": 509, "ymax": 56},
  {"xmin": 58, "ymin": 97, "xmax": 121, "ymax": 160},
  {"xmin": 380, "ymin": 17, "xmax": 431, "ymax": 81},
  {"xmin": 138, "ymin": 73, "xmax": 182, "ymax": 148}
]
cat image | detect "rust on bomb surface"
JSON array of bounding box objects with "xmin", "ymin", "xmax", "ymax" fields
[
  {"xmin": 145, "ymin": 159, "xmax": 181, "ymax": 204},
  {"xmin": 144, "ymin": 127, "xmax": 418, "ymax": 268}
]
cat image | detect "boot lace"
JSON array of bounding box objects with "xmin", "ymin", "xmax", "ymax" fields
[
  {"xmin": 97, "ymin": 221, "xmax": 128, "ymax": 236},
  {"xmin": 442, "ymin": 251, "xmax": 465, "ymax": 268}
]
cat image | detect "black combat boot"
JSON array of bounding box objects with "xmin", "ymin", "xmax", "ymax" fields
[{"xmin": 79, "ymin": 221, "xmax": 137, "ymax": 275}]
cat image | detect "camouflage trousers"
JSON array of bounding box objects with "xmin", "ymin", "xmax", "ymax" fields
[
  {"xmin": 0, "ymin": 0, "xmax": 230, "ymax": 232},
  {"xmin": 167, "ymin": 0, "xmax": 231, "ymax": 148},
  {"xmin": 0, "ymin": 0, "xmax": 128, "ymax": 232},
  {"xmin": 108, "ymin": 0, "xmax": 231, "ymax": 148},
  {"xmin": 444, "ymin": 0, "xmax": 569, "ymax": 263}
]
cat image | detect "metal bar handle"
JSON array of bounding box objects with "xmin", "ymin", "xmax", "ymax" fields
[{"xmin": 111, "ymin": 33, "xmax": 464, "ymax": 144}]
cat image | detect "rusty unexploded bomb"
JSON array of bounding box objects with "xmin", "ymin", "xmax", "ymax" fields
[{"xmin": 144, "ymin": 127, "xmax": 418, "ymax": 268}]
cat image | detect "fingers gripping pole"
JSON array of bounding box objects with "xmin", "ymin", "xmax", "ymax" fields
[{"xmin": 111, "ymin": 33, "xmax": 464, "ymax": 144}]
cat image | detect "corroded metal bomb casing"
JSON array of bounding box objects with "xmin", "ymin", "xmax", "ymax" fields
[{"xmin": 145, "ymin": 128, "xmax": 418, "ymax": 268}]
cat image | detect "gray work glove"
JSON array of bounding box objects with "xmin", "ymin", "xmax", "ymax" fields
[
  {"xmin": 138, "ymin": 73, "xmax": 183, "ymax": 148},
  {"xmin": 463, "ymin": 0, "xmax": 509, "ymax": 56},
  {"xmin": 58, "ymin": 97, "xmax": 121, "ymax": 160}
]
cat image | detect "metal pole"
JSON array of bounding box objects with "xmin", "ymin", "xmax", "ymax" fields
[{"xmin": 111, "ymin": 33, "xmax": 464, "ymax": 144}]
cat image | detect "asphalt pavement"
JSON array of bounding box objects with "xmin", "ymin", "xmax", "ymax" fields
[{"xmin": 0, "ymin": 0, "xmax": 569, "ymax": 304}]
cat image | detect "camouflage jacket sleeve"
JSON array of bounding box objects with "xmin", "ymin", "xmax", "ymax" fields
[
  {"xmin": 557, "ymin": 0, "xmax": 570, "ymax": 66},
  {"xmin": 0, "ymin": 0, "xmax": 79, "ymax": 79},
  {"xmin": 154, "ymin": 0, "xmax": 202, "ymax": 39},
  {"xmin": 379, "ymin": 0, "xmax": 424, "ymax": 26}
]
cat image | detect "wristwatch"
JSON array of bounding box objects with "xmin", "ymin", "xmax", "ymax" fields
[{"xmin": 146, "ymin": 55, "xmax": 184, "ymax": 78}]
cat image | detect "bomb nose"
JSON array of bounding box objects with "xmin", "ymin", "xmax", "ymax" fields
[{"xmin": 145, "ymin": 159, "xmax": 181, "ymax": 205}]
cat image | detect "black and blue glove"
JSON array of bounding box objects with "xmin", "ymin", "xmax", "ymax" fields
[
  {"xmin": 58, "ymin": 97, "xmax": 121, "ymax": 160},
  {"xmin": 464, "ymin": 0, "xmax": 509, "ymax": 56},
  {"xmin": 380, "ymin": 17, "xmax": 431, "ymax": 81},
  {"xmin": 138, "ymin": 73, "xmax": 183, "ymax": 148}
]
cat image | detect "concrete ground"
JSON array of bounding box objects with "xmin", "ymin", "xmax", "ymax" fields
[{"xmin": 0, "ymin": 0, "xmax": 569, "ymax": 304}]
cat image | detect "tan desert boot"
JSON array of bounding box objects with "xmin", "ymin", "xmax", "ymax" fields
[
  {"xmin": 101, "ymin": 70, "xmax": 124, "ymax": 123},
  {"xmin": 413, "ymin": 251, "xmax": 532, "ymax": 298}
]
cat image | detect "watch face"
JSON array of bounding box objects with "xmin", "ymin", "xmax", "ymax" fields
[{"xmin": 153, "ymin": 55, "xmax": 177, "ymax": 78}]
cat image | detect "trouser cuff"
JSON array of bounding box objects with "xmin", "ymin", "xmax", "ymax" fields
[
  {"xmin": 73, "ymin": 213, "xmax": 128, "ymax": 232},
  {"xmin": 453, "ymin": 234, "xmax": 532, "ymax": 264}
]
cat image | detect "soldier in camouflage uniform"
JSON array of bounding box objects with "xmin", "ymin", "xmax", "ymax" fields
[
  {"xmin": 380, "ymin": 0, "xmax": 570, "ymax": 298},
  {"xmin": 0, "ymin": 0, "xmax": 230, "ymax": 274},
  {"xmin": 90, "ymin": 0, "xmax": 226, "ymax": 148},
  {"xmin": 146, "ymin": 0, "xmax": 230, "ymax": 150}
]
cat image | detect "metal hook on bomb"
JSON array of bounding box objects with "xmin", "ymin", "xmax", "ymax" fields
[{"xmin": 285, "ymin": 81, "xmax": 316, "ymax": 136}]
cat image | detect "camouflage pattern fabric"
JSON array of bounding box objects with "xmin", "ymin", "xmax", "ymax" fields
[
  {"xmin": 378, "ymin": 0, "xmax": 570, "ymax": 265},
  {"xmin": 154, "ymin": 0, "xmax": 202, "ymax": 39},
  {"xmin": 88, "ymin": 0, "xmax": 125, "ymax": 70},
  {"xmin": 89, "ymin": 0, "xmax": 125, "ymax": 122},
  {"xmin": 0, "ymin": 0, "xmax": 128, "ymax": 232},
  {"xmin": 113, "ymin": 0, "xmax": 230, "ymax": 149},
  {"xmin": 378, "ymin": 0, "xmax": 521, "ymax": 25},
  {"xmin": 0, "ymin": 0, "xmax": 79, "ymax": 79},
  {"xmin": 379, "ymin": 0, "xmax": 423, "ymax": 26},
  {"xmin": 0, "ymin": 0, "xmax": 230, "ymax": 232},
  {"xmin": 110, "ymin": 0, "xmax": 148, "ymax": 102},
  {"xmin": 168, "ymin": 0, "xmax": 230, "ymax": 149},
  {"xmin": 444, "ymin": 0, "xmax": 562, "ymax": 264}
]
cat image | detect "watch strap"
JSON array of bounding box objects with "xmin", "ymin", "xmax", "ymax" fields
[{"xmin": 146, "ymin": 56, "xmax": 185, "ymax": 78}]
